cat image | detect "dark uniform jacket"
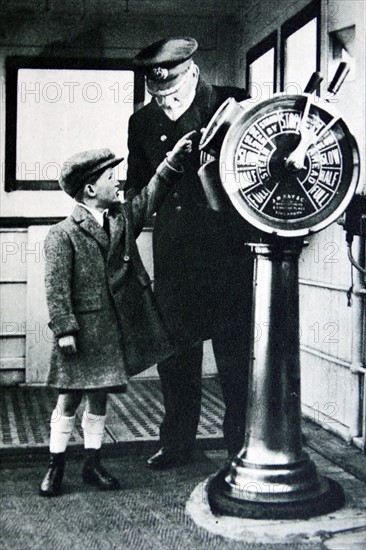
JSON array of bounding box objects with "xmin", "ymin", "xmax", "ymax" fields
[
  {"xmin": 44, "ymin": 161, "xmax": 177, "ymax": 391},
  {"xmin": 126, "ymin": 78, "xmax": 259, "ymax": 345}
]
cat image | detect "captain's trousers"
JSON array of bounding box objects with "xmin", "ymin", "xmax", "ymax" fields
[{"xmin": 157, "ymin": 327, "xmax": 251, "ymax": 456}]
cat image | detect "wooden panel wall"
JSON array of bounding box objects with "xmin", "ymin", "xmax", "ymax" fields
[{"xmin": 0, "ymin": 230, "xmax": 28, "ymax": 384}]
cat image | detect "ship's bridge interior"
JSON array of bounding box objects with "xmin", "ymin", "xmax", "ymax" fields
[{"xmin": 0, "ymin": 1, "xmax": 365, "ymax": 546}]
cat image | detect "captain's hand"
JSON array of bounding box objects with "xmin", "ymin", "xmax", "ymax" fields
[
  {"xmin": 58, "ymin": 335, "xmax": 77, "ymax": 354},
  {"xmin": 168, "ymin": 130, "xmax": 197, "ymax": 167}
]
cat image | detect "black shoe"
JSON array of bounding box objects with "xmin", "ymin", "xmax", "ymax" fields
[
  {"xmin": 147, "ymin": 447, "xmax": 192, "ymax": 470},
  {"xmin": 39, "ymin": 453, "xmax": 65, "ymax": 497},
  {"xmin": 82, "ymin": 449, "xmax": 120, "ymax": 491}
]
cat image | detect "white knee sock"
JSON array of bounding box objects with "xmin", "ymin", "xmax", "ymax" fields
[
  {"xmin": 49, "ymin": 410, "xmax": 75, "ymax": 454},
  {"xmin": 81, "ymin": 411, "xmax": 106, "ymax": 450}
]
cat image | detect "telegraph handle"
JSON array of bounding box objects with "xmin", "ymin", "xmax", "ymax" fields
[
  {"xmin": 304, "ymin": 71, "xmax": 323, "ymax": 94},
  {"xmin": 286, "ymin": 63, "xmax": 351, "ymax": 172},
  {"xmin": 327, "ymin": 62, "xmax": 350, "ymax": 99}
]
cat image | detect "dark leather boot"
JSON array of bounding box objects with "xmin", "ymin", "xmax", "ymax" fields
[
  {"xmin": 82, "ymin": 449, "xmax": 120, "ymax": 491},
  {"xmin": 39, "ymin": 453, "xmax": 65, "ymax": 497},
  {"xmin": 147, "ymin": 446, "xmax": 192, "ymax": 469}
]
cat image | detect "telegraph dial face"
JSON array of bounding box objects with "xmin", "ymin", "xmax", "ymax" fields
[{"xmin": 220, "ymin": 94, "xmax": 360, "ymax": 237}]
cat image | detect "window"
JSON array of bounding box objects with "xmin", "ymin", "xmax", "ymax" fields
[
  {"xmin": 329, "ymin": 26, "xmax": 356, "ymax": 82},
  {"xmin": 285, "ymin": 18, "xmax": 318, "ymax": 92},
  {"xmin": 5, "ymin": 57, "xmax": 144, "ymax": 191},
  {"xmin": 247, "ymin": 33, "xmax": 277, "ymax": 102},
  {"xmin": 281, "ymin": 1, "xmax": 320, "ymax": 93},
  {"xmin": 246, "ymin": 2, "xmax": 320, "ymax": 99}
]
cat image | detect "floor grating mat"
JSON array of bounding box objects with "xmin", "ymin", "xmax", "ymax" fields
[{"xmin": 0, "ymin": 377, "xmax": 225, "ymax": 450}]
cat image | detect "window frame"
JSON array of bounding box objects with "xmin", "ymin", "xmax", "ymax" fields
[
  {"xmin": 280, "ymin": 0, "xmax": 321, "ymax": 92},
  {"xmin": 246, "ymin": 31, "xmax": 278, "ymax": 98},
  {"xmin": 5, "ymin": 56, "xmax": 144, "ymax": 192}
]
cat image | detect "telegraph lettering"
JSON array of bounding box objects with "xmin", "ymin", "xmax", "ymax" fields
[
  {"xmin": 271, "ymin": 194, "xmax": 306, "ymax": 217},
  {"xmin": 264, "ymin": 123, "xmax": 278, "ymax": 136},
  {"xmin": 320, "ymin": 148, "xmax": 341, "ymax": 166},
  {"xmin": 318, "ymin": 169, "xmax": 340, "ymax": 189},
  {"xmin": 317, "ymin": 132, "xmax": 336, "ymax": 150},
  {"xmin": 258, "ymin": 168, "xmax": 270, "ymax": 182},
  {"xmin": 225, "ymin": 94, "xmax": 357, "ymax": 236},
  {"xmin": 258, "ymin": 113, "xmax": 280, "ymax": 137},
  {"xmin": 307, "ymin": 167, "xmax": 320, "ymax": 186},
  {"xmin": 236, "ymin": 147, "xmax": 258, "ymax": 167},
  {"xmin": 308, "ymin": 184, "xmax": 331, "ymax": 208},
  {"xmin": 258, "ymin": 160, "xmax": 270, "ymax": 182},
  {"xmin": 308, "ymin": 146, "xmax": 321, "ymax": 169},
  {"xmin": 246, "ymin": 187, "xmax": 270, "ymax": 209},
  {"xmin": 259, "ymin": 113, "xmax": 278, "ymax": 128},
  {"xmin": 242, "ymin": 131, "xmax": 264, "ymax": 151},
  {"xmin": 278, "ymin": 111, "xmax": 300, "ymax": 132},
  {"xmin": 238, "ymin": 169, "xmax": 259, "ymax": 187},
  {"xmin": 249, "ymin": 125, "xmax": 267, "ymax": 146},
  {"xmin": 259, "ymin": 146, "xmax": 271, "ymax": 159},
  {"xmin": 258, "ymin": 148, "xmax": 270, "ymax": 167}
]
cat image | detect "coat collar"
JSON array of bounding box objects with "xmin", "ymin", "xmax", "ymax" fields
[
  {"xmin": 72, "ymin": 204, "xmax": 127, "ymax": 258},
  {"xmin": 72, "ymin": 204, "xmax": 109, "ymax": 251}
]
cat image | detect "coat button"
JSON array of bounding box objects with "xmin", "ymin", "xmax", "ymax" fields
[
  {"xmin": 175, "ymin": 206, "xmax": 182, "ymax": 212},
  {"xmin": 160, "ymin": 135, "xmax": 167, "ymax": 141},
  {"xmin": 173, "ymin": 192, "xmax": 179, "ymax": 199},
  {"xmin": 123, "ymin": 255, "xmax": 130, "ymax": 262}
]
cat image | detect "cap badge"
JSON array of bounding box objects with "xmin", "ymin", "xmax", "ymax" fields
[{"xmin": 152, "ymin": 67, "xmax": 169, "ymax": 80}]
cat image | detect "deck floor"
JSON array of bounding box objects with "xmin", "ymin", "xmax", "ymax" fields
[
  {"xmin": 0, "ymin": 377, "xmax": 365, "ymax": 549},
  {"xmin": 0, "ymin": 378, "xmax": 224, "ymax": 453}
]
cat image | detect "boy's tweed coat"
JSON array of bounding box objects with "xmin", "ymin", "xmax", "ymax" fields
[{"xmin": 44, "ymin": 161, "xmax": 176, "ymax": 391}]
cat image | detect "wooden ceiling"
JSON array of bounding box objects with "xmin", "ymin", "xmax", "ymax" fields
[{"xmin": 2, "ymin": 0, "xmax": 240, "ymax": 19}]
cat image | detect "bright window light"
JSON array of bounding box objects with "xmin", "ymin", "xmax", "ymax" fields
[
  {"xmin": 16, "ymin": 69, "xmax": 134, "ymax": 182},
  {"xmin": 250, "ymin": 48, "xmax": 275, "ymax": 102},
  {"xmin": 285, "ymin": 18, "xmax": 317, "ymax": 93}
]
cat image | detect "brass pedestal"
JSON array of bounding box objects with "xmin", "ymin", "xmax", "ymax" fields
[{"xmin": 208, "ymin": 242, "xmax": 345, "ymax": 519}]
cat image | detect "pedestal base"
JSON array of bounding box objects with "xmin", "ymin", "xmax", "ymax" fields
[{"xmin": 207, "ymin": 468, "xmax": 345, "ymax": 520}]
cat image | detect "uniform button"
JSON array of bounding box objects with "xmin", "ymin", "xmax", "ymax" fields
[
  {"xmin": 172, "ymin": 192, "xmax": 179, "ymax": 199},
  {"xmin": 123, "ymin": 255, "xmax": 130, "ymax": 262},
  {"xmin": 160, "ymin": 135, "xmax": 167, "ymax": 141},
  {"xmin": 175, "ymin": 206, "xmax": 182, "ymax": 212}
]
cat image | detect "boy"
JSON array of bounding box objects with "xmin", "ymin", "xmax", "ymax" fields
[{"xmin": 39, "ymin": 131, "xmax": 194, "ymax": 497}]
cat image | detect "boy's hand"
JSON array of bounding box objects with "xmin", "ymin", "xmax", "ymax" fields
[
  {"xmin": 58, "ymin": 335, "xmax": 77, "ymax": 354},
  {"xmin": 167, "ymin": 130, "xmax": 197, "ymax": 169}
]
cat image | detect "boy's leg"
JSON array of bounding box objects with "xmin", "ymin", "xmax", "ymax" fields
[
  {"xmin": 39, "ymin": 391, "xmax": 82, "ymax": 497},
  {"xmin": 82, "ymin": 392, "xmax": 107, "ymax": 450},
  {"xmin": 49, "ymin": 392, "xmax": 82, "ymax": 452},
  {"xmin": 82, "ymin": 392, "xmax": 120, "ymax": 491}
]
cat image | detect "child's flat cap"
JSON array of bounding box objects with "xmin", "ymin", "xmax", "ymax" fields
[{"xmin": 59, "ymin": 148, "xmax": 123, "ymax": 197}]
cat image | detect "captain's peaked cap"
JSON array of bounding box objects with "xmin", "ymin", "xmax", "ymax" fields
[
  {"xmin": 134, "ymin": 37, "xmax": 198, "ymax": 95},
  {"xmin": 59, "ymin": 148, "xmax": 123, "ymax": 198}
]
